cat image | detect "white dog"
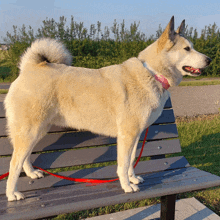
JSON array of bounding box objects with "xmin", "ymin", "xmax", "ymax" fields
[{"xmin": 5, "ymin": 16, "xmax": 211, "ymax": 201}]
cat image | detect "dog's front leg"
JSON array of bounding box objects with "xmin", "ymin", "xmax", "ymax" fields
[
  {"xmin": 128, "ymin": 134, "xmax": 144, "ymax": 185},
  {"xmin": 117, "ymin": 131, "xmax": 140, "ymax": 193}
]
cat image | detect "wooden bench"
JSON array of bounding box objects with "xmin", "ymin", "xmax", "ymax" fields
[{"xmin": 0, "ymin": 97, "xmax": 220, "ymax": 220}]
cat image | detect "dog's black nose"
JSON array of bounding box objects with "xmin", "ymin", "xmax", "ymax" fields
[{"xmin": 206, "ymin": 57, "xmax": 212, "ymax": 65}]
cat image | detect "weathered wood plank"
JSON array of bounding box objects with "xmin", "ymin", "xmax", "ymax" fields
[
  {"xmin": 1, "ymin": 166, "xmax": 220, "ymax": 220},
  {"xmin": 0, "ymin": 156, "xmax": 189, "ymax": 195},
  {"xmin": 0, "ymin": 108, "xmax": 175, "ymax": 137},
  {"xmin": 140, "ymin": 123, "xmax": 178, "ymax": 141},
  {"xmin": 0, "ymin": 139, "xmax": 181, "ymax": 174},
  {"xmin": 0, "ymin": 98, "xmax": 173, "ymax": 119},
  {"xmin": 0, "ymin": 123, "xmax": 178, "ymax": 156}
]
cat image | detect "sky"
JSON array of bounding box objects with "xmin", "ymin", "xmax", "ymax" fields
[{"xmin": 1, "ymin": 0, "xmax": 220, "ymax": 43}]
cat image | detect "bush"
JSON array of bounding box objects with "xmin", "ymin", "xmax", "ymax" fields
[
  {"xmin": 0, "ymin": 41, "xmax": 30, "ymax": 80},
  {"xmin": 1, "ymin": 16, "xmax": 220, "ymax": 81}
]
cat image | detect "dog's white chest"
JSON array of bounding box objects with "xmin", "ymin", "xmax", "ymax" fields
[{"xmin": 145, "ymin": 90, "xmax": 170, "ymax": 128}]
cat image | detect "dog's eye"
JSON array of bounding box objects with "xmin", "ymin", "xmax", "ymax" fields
[{"xmin": 184, "ymin": 46, "xmax": 190, "ymax": 51}]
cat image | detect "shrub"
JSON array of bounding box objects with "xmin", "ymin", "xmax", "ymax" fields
[{"xmin": 1, "ymin": 16, "xmax": 220, "ymax": 81}]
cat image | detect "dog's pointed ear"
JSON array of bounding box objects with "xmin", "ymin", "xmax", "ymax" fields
[
  {"xmin": 157, "ymin": 16, "xmax": 175, "ymax": 52},
  {"xmin": 176, "ymin": 19, "xmax": 185, "ymax": 35}
]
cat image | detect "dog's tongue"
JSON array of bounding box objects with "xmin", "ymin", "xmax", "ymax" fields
[{"xmin": 185, "ymin": 66, "xmax": 201, "ymax": 74}]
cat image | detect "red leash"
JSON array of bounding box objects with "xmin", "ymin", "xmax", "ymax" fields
[
  {"xmin": 0, "ymin": 128, "xmax": 148, "ymax": 183},
  {"xmin": 0, "ymin": 172, "xmax": 9, "ymax": 180}
]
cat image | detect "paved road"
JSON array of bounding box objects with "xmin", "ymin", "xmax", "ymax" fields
[
  {"xmin": 0, "ymin": 83, "xmax": 10, "ymax": 90},
  {"xmin": 169, "ymin": 85, "xmax": 220, "ymax": 117},
  {"xmin": 0, "ymin": 82, "xmax": 220, "ymax": 117}
]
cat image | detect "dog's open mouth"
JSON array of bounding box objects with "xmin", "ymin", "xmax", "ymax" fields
[{"xmin": 183, "ymin": 66, "xmax": 201, "ymax": 76}]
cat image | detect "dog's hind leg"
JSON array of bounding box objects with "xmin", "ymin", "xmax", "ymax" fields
[
  {"xmin": 23, "ymin": 154, "xmax": 44, "ymax": 179},
  {"xmin": 23, "ymin": 125, "xmax": 50, "ymax": 179},
  {"xmin": 6, "ymin": 136, "xmax": 35, "ymax": 201},
  {"xmin": 6, "ymin": 126, "xmax": 46, "ymax": 201},
  {"xmin": 128, "ymin": 134, "xmax": 144, "ymax": 185}
]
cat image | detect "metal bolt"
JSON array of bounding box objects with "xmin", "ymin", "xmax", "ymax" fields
[
  {"xmin": 155, "ymin": 130, "xmax": 158, "ymax": 134},
  {"xmin": 164, "ymin": 162, "xmax": 168, "ymax": 165},
  {"xmin": 158, "ymin": 146, "xmax": 162, "ymax": 150},
  {"xmin": 41, "ymin": 204, "xmax": 45, "ymax": 208},
  {"xmin": 194, "ymin": 179, "xmax": 197, "ymax": 182},
  {"xmin": 29, "ymin": 181, "xmax": 34, "ymax": 185}
]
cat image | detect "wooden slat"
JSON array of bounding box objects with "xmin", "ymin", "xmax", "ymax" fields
[
  {"xmin": 0, "ymin": 98, "xmax": 173, "ymax": 119},
  {"xmin": 0, "ymin": 139, "xmax": 181, "ymax": 173},
  {"xmin": 0, "ymin": 123, "xmax": 178, "ymax": 156},
  {"xmin": 140, "ymin": 123, "xmax": 178, "ymax": 141},
  {"xmin": 0, "ymin": 97, "xmax": 172, "ymax": 120},
  {"xmin": 1, "ymin": 166, "xmax": 220, "ymax": 220},
  {"xmin": 0, "ymin": 107, "xmax": 175, "ymax": 137},
  {"xmin": 154, "ymin": 109, "xmax": 175, "ymax": 124},
  {"xmin": 0, "ymin": 156, "xmax": 189, "ymax": 194},
  {"xmin": 48, "ymin": 108, "xmax": 175, "ymax": 133},
  {"xmin": 165, "ymin": 97, "xmax": 172, "ymax": 108},
  {"xmin": 0, "ymin": 118, "xmax": 71, "ymax": 137}
]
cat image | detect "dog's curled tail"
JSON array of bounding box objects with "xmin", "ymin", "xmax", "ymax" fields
[{"xmin": 19, "ymin": 38, "xmax": 72, "ymax": 72}]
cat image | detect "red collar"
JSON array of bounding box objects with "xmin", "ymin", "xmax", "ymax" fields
[
  {"xmin": 154, "ymin": 74, "xmax": 170, "ymax": 90},
  {"xmin": 143, "ymin": 62, "xmax": 170, "ymax": 90}
]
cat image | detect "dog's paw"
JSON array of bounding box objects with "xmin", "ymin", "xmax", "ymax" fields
[
  {"xmin": 123, "ymin": 184, "xmax": 140, "ymax": 193},
  {"xmin": 26, "ymin": 169, "xmax": 44, "ymax": 179},
  {"xmin": 7, "ymin": 191, "xmax": 25, "ymax": 202},
  {"xmin": 129, "ymin": 175, "xmax": 144, "ymax": 185}
]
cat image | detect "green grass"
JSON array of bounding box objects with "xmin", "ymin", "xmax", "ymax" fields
[
  {"xmin": 179, "ymin": 80, "xmax": 220, "ymax": 86},
  {"xmin": 49, "ymin": 114, "xmax": 220, "ymax": 220},
  {"xmin": 172, "ymin": 114, "xmax": 220, "ymax": 216},
  {"xmin": 0, "ymin": 89, "xmax": 8, "ymax": 94},
  {"xmin": 175, "ymin": 115, "xmax": 220, "ymax": 176}
]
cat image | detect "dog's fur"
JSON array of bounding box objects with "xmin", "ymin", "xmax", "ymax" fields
[{"xmin": 5, "ymin": 16, "xmax": 211, "ymax": 201}]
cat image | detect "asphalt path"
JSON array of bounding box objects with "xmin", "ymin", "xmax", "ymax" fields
[
  {"xmin": 0, "ymin": 81, "xmax": 219, "ymax": 117},
  {"xmin": 169, "ymin": 85, "xmax": 220, "ymax": 117}
]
